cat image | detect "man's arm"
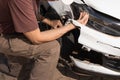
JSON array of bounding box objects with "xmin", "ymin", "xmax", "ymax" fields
[
  {"xmin": 24, "ymin": 12, "xmax": 89, "ymax": 44},
  {"xmin": 23, "ymin": 23, "xmax": 74, "ymax": 44},
  {"xmin": 37, "ymin": 14, "xmax": 63, "ymax": 28},
  {"xmin": 8, "ymin": 0, "xmax": 89, "ymax": 44}
]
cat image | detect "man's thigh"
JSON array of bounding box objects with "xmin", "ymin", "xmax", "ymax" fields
[{"xmin": 0, "ymin": 36, "xmax": 60, "ymax": 58}]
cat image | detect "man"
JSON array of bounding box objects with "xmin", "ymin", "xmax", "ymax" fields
[{"xmin": 0, "ymin": 0, "xmax": 89, "ymax": 80}]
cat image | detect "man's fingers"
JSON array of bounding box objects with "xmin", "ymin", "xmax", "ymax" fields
[
  {"xmin": 79, "ymin": 11, "xmax": 86, "ymax": 20},
  {"xmin": 79, "ymin": 12, "xmax": 89, "ymax": 25},
  {"xmin": 53, "ymin": 20, "xmax": 63, "ymax": 29},
  {"xmin": 59, "ymin": 21, "xmax": 63, "ymax": 27},
  {"xmin": 79, "ymin": 12, "xmax": 83, "ymax": 19},
  {"xmin": 82, "ymin": 14, "xmax": 89, "ymax": 24}
]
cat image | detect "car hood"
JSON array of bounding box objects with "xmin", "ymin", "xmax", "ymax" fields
[{"xmin": 82, "ymin": 0, "xmax": 120, "ymax": 20}]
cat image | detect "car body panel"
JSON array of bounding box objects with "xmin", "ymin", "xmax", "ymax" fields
[
  {"xmin": 77, "ymin": 22, "xmax": 120, "ymax": 56},
  {"xmin": 70, "ymin": 56, "xmax": 120, "ymax": 76},
  {"xmin": 81, "ymin": 0, "xmax": 120, "ymax": 20},
  {"xmin": 47, "ymin": 0, "xmax": 120, "ymax": 77}
]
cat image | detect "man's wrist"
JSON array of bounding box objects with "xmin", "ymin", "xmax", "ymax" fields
[{"xmin": 67, "ymin": 19, "xmax": 81, "ymax": 29}]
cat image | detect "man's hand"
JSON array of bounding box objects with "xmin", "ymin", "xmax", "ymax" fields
[
  {"xmin": 49, "ymin": 20, "xmax": 63, "ymax": 29},
  {"xmin": 77, "ymin": 11, "xmax": 89, "ymax": 25},
  {"xmin": 42, "ymin": 18, "xmax": 63, "ymax": 29}
]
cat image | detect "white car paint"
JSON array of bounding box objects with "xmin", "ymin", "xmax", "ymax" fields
[
  {"xmin": 70, "ymin": 56, "xmax": 120, "ymax": 76},
  {"xmin": 61, "ymin": 0, "xmax": 74, "ymax": 5},
  {"xmin": 48, "ymin": 0, "xmax": 120, "ymax": 56},
  {"xmin": 47, "ymin": 0, "xmax": 120, "ymax": 76},
  {"xmin": 48, "ymin": 0, "xmax": 74, "ymax": 18},
  {"xmin": 82, "ymin": 0, "xmax": 120, "ymax": 20},
  {"xmin": 71, "ymin": 19, "xmax": 120, "ymax": 56}
]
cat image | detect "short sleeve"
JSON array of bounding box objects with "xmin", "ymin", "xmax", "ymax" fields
[{"xmin": 8, "ymin": 0, "xmax": 38, "ymax": 33}]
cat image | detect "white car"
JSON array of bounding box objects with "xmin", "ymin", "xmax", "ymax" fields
[
  {"xmin": 69, "ymin": 0, "xmax": 120, "ymax": 77},
  {"xmin": 41, "ymin": 0, "xmax": 120, "ymax": 77}
]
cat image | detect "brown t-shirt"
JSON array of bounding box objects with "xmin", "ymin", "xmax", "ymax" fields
[{"xmin": 0, "ymin": 0, "xmax": 39, "ymax": 34}]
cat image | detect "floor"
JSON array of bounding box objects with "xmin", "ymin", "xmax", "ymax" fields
[{"xmin": 0, "ymin": 61, "xmax": 120, "ymax": 80}]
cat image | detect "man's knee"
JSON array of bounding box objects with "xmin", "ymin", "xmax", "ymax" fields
[
  {"xmin": 45, "ymin": 40, "xmax": 60, "ymax": 58},
  {"xmin": 49, "ymin": 40, "xmax": 60, "ymax": 56},
  {"xmin": 31, "ymin": 40, "xmax": 60, "ymax": 59}
]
